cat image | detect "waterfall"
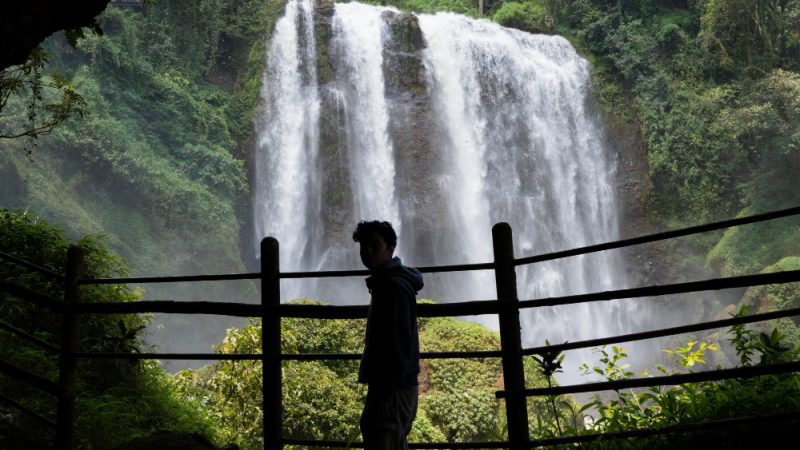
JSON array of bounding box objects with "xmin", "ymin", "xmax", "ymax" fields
[
  {"xmin": 330, "ymin": 3, "xmax": 400, "ymax": 230},
  {"xmin": 254, "ymin": 1, "xmax": 645, "ymax": 380},
  {"xmin": 253, "ymin": 0, "xmax": 320, "ymax": 281}
]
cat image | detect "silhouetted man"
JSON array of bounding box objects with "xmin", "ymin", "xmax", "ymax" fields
[{"xmin": 353, "ymin": 220, "xmax": 423, "ymax": 450}]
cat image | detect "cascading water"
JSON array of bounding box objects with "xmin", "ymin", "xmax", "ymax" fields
[
  {"xmin": 329, "ymin": 3, "xmax": 400, "ymax": 229},
  {"xmin": 254, "ymin": 1, "xmax": 649, "ymax": 381},
  {"xmin": 253, "ymin": 0, "xmax": 321, "ymax": 286}
]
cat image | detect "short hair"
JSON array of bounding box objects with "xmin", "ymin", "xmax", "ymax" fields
[{"xmin": 352, "ymin": 221, "xmax": 397, "ymax": 248}]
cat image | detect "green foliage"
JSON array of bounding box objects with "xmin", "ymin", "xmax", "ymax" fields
[
  {"xmin": 170, "ymin": 297, "xmax": 800, "ymax": 449},
  {"xmin": 707, "ymin": 70, "xmax": 800, "ymax": 274},
  {"xmin": 173, "ymin": 302, "xmax": 368, "ymax": 449},
  {"xmin": 0, "ymin": 1, "xmax": 282, "ymax": 287},
  {"xmin": 0, "ymin": 210, "xmax": 142, "ymax": 363},
  {"xmin": 174, "ymin": 301, "xmax": 520, "ymax": 447},
  {"xmin": 543, "ymin": 1, "xmax": 800, "ymax": 298},
  {"xmin": 544, "ymin": 322, "xmax": 800, "ymax": 448},
  {"xmin": 662, "ymin": 340, "xmax": 718, "ymax": 369},
  {"xmin": 736, "ymin": 261, "xmax": 800, "ymax": 350},
  {"xmin": 492, "ymin": 1, "xmax": 554, "ymax": 33},
  {"xmin": 0, "ymin": 210, "xmax": 214, "ymax": 449},
  {"xmin": 530, "ymin": 341, "xmax": 567, "ymax": 435},
  {"xmin": 0, "ymin": 46, "xmax": 87, "ymax": 149},
  {"xmin": 75, "ymin": 361, "xmax": 214, "ymax": 449},
  {"xmin": 418, "ymin": 315, "xmax": 505, "ymax": 443},
  {"xmin": 700, "ymin": 0, "xmax": 800, "ymax": 73},
  {"xmin": 579, "ymin": 345, "xmax": 634, "ymax": 380},
  {"xmin": 421, "ymin": 388, "xmax": 500, "ymax": 441}
]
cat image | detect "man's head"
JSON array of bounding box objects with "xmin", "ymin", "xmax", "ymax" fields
[{"xmin": 353, "ymin": 221, "xmax": 397, "ymax": 270}]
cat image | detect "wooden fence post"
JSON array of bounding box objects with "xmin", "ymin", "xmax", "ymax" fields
[
  {"xmin": 492, "ymin": 223, "xmax": 529, "ymax": 450},
  {"xmin": 261, "ymin": 237, "xmax": 282, "ymax": 450},
  {"xmin": 55, "ymin": 245, "xmax": 84, "ymax": 449}
]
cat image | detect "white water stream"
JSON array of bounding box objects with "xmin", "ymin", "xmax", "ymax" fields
[{"xmin": 253, "ymin": 1, "xmax": 648, "ymax": 381}]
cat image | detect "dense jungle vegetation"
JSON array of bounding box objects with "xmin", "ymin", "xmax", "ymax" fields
[
  {"xmin": 3, "ymin": 210, "xmax": 799, "ymax": 448},
  {"xmin": 1, "ymin": 0, "xmax": 800, "ymax": 448}
]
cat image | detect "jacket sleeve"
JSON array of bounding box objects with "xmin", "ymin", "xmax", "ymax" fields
[{"xmin": 385, "ymin": 279, "xmax": 417, "ymax": 384}]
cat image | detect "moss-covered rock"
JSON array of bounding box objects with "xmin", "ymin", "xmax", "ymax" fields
[
  {"xmin": 739, "ymin": 257, "xmax": 800, "ymax": 314},
  {"xmin": 314, "ymin": 0, "xmax": 335, "ymax": 85}
]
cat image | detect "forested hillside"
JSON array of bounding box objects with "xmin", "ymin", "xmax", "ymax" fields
[
  {"xmin": 1, "ymin": 0, "xmax": 286, "ymax": 357},
  {"xmin": 2, "ymin": 0, "xmax": 797, "ymax": 332},
  {"xmin": 525, "ymin": 0, "xmax": 800, "ymax": 282},
  {"xmin": 1, "ymin": 0, "xmax": 281, "ymax": 276},
  {"xmin": 486, "ymin": 0, "xmax": 800, "ymax": 348}
]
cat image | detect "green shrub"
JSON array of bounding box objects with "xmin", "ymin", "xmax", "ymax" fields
[
  {"xmin": 0, "ymin": 210, "xmax": 214, "ymax": 449},
  {"xmin": 173, "ymin": 300, "xmax": 531, "ymax": 447},
  {"xmin": 492, "ymin": 1, "xmax": 553, "ymax": 34},
  {"xmin": 543, "ymin": 320, "xmax": 800, "ymax": 449}
]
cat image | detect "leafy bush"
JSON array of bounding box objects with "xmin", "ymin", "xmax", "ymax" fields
[
  {"xmin": 492, "ymin": 1, "xmax": 553, "ymax": 34},
  {"xmin": 0, "ymin": 210, "xmax": 214, "ymax": 449},
  {"xmin": 173, "ymin": 300, "xmax": 562, "ymax": 447},
  {"xmin": 419, "ymin": 317, "xmax": 505, "ymax": 441},
  {"xmin": 173, "ymin": 302, "xmax": 368, "ymax": 450},
  {"xmin": 530, "ymin": 314, "xmax": 800, "ymax": 449},
  {"xmin": 1, "ymin": 1, "xmax": 282, "ymax": 287}
]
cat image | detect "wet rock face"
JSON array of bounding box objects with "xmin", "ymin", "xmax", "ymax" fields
[
  {"xmin": 314, "ymin": 0, "xmax": 351, "ymax": 247},
  {"xmin": 311, "ymin": 3, "xmax": 445, "ymax": 256},
  {"xmin": 380, "ymin": 10, "xmax": 445, "ymax": 261},
  {"xmin": 382, "ymin": 11, "xmax": 427, "ymax": 95},
  {"xmin": 318, "ymin": 86, "xmax": 353, "ymax": 246},
  {"xmin": 314, "ymin": 0, "xmax": 335, "ymax": 85}
]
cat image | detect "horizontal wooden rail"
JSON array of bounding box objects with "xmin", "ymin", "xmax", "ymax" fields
[
  {"xmin": 280, "ymin": 269, "xmax": 368, "ymax": 279},
  {"xmin": 79, "ymin": 272, "xmax": 262, "ymax": 285},
  {"xmin": 529, "ymin": 410, "xmax": 800, "ymax": 447},
  {"xmin": 0, "ymin": 391, "xmax": 56, "ymax": 428},
  {"xmin": 71, "ymin": 298, "xmax": 501, "ymax": 319},
  {"xmin": 74, "ymin": 350, "xmax": 502, "ymax": 361},
  {"xmin": 84, "ymin": 277, "xmax": 756, "ymax": 341},
  {"xmin": 73, "ymin": 306, "xmax": 800, "ymax": 361},
  {"xmin": 522, "ymin": 306, "xmax": 800, "ymax": 356},
  {"xmin": 282, "ymin": 262, "xmax": 495, "ymax": 279},
  {"xmin": 282, "ymin": 438, "xmax": 508, "ymax": 448},
  {"xmin": 74, "ymin": 352, "xmax": 263, "ymax": 360},
  {"xmin": 283, "ymin": 350, "xmax": 502, "ymax": 361},
  {"xmin": 515, "ymin": 205, "xmax": 800, "ymax": 266},
  {"xmin": 0, "ymin": 279, "xmax": 65, "ymax": 312},
  {"xmin": 519, "ymin": 269, "xmax": 800, "ymax": 309},
  {"xmin": 417, "ymin": 300, "xmax": 498, "ymax": 317},
  {"xmin": 73, "ymin": 300, "xmax": 364, "ymax": 318},
  {"xmin": 0, "ymin": 356, "xmax": 60, "ymax": 396},
  {"xmin": 496, "ymin": 360, "xmax": 800, "ymax": 398},
  {"xmin": 417, "ymin": 261, "xmax": 495, "ymax": 273},
  {"xmin": 0, "ymin": 319, "xmax": 60, "ymax": 353},
  {"xmin": 74, "ymin": 300, "xmax": 261, "ymax": 316},
  {"xmin": 280, "ymin": 300, "xmax": 499, "ymax": 319},
  {"xmin": 0, "ymin": 249, "xmax": 64, "ymax": 281},
  {"xmin": 78, "ymin": 263, "xmax": 495, "ymax": 285}
]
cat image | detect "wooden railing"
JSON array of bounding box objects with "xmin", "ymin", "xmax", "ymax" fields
[{"xmin": 2, "ymin": 206, "xmax": 800, "ymax": 448}]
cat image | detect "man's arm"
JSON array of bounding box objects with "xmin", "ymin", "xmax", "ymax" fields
[{"xmin": 386, "ymin": 279, "xmax": 417, "ymax": 380}]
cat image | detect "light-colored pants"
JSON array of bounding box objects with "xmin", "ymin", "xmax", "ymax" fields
[{"xmin": 360, "ymin": 385, "xmax": 418, "ymax": 450}]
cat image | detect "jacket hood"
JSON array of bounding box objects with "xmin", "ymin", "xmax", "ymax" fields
[{"xmin": 370, "ymin": 256, "xmax": 424, "ymax": 293}]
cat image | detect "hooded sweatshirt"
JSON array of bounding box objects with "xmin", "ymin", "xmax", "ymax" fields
[{"xmin": 358, "ymin": 256, "xmax": 424, "ymax": 391}]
